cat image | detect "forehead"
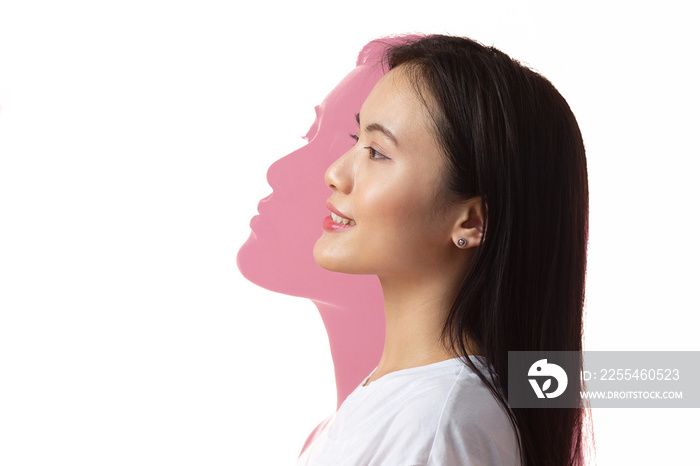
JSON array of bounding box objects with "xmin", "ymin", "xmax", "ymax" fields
[{"xmin": 360, "ymin": 67, "xmax": 437, "ymax": 150}]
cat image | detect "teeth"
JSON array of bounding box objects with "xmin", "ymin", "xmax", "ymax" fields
[{"xmin": 331, "ymin": 212, "xmax": 356, "ymax": 226}]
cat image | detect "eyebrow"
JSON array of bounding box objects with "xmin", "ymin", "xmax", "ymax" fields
[{"xmin": 355, "ymin": 113, "xmax": 398, "ymax": 146}]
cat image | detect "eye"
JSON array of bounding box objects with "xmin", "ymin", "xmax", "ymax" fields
[
  {"xmin": 366, "ymin": 146, "xmax": 389, "ymax": 161},
  {"xmin": 349, "ymin": 133, "xmax": 359, "ymax": 142}
]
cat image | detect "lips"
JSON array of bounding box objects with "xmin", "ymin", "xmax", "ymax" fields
[
  {"xmin": 326, "ymin": 200, "xmax": 354, "ymax": 222},
  {"xmin": 324, "ymin": 200, "xmax": 356, "ymax": 232},
  {"xmin": 323, "ymin": 215, "xmax": 355, "ymax": 232},
  {"xmin": 330, "ymin": 211, "xmax": 355, "ymax": 226}
]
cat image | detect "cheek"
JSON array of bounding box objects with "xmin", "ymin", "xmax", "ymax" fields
[{"xmin": 358, "ymin": 166, "xmax": 440, "ymax": 241}]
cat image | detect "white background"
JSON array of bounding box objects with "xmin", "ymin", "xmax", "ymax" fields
[{"xmin": 0, "ymin": 0, "xmax": 698, "ymax": 464}]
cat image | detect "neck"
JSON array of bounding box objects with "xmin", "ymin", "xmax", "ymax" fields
[{"xmin": 368, "ymin": 270, "xmax": 465, "ymax": 384}]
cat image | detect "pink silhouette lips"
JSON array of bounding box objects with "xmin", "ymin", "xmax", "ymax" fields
[
  {"xmin": 249, "ymin": 194, "xmax": 274, "ymax": 231},
  {"xmin": 324, "ymin": 201, "xmax": 355, "ymax": 232}
]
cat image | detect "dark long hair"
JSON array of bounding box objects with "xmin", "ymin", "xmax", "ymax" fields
[{"xmin": 384, "ymin": 35, "xmax": 592, "ymax": 465}]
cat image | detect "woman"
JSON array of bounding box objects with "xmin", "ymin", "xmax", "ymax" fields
[{"xmin": 300, "ymin": 34, "xmax": 591, "ymax": 465}]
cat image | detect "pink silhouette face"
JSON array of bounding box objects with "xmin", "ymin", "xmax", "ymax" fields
[{"xmin": 237, "ymin": 61, "xmax": 385, "ymax": 303}]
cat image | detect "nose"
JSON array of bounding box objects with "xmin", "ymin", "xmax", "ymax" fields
[
  {"xmin": 324, "ymin": 149, "xmax": 353, "ymax": 194},
  {"xmin": 266, "ymin": 145, "xmax": 311, "ymax": 192}
]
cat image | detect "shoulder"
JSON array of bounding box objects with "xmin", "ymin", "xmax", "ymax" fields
[
  {"xmin": 301, "ymin": 358, "xmax": 522, "ymax": 466},
  {"xmin": 375, "ymin": 358, "xmax": 521, "ymax": 465},
  {"xmin": 364, "ymin": 360, "xmax": 470, "ymax": 463},
  {"xmin": 426, "ymin": 359, "xmax": 522, "ymax": 465}
]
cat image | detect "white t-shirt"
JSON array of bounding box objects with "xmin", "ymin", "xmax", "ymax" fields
[{"xmin": 296, "ymin": 356, "xmax": 521, "ymax": 466}]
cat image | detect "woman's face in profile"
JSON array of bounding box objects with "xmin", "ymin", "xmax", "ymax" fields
[{"xmin": 313, "ymin": 66, "xmax": 460, "ymax": 278}]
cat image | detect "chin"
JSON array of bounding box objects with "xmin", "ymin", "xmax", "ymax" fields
[
  {"xmin": 313, "ymin": 239, "xmax": 348, "ymax": 274},
  {"xmin": 313, "ymin": 241, "xmax": 371, "ymax": 276},
  {"xmin": 238, "ymin": 231, "xmax": 314, "ymax": 297},
  {"xmin": 312, "ymin": 240, "xmax": 336, "ymax": 272}
]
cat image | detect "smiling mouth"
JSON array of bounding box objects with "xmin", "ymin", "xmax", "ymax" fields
[{"xmin": 330, "ymin": 211, "xmax": 356, "ymax": 226}]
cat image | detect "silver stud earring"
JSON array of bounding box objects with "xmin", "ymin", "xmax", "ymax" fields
[{"xmin": 457, "ymin": 237, "xmax": 467, "ymax": 248}]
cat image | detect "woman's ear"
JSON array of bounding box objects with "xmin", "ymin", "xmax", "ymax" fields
[{"xmin": 451, "ymin": 196, "xmax": 486, "ymax": 249}]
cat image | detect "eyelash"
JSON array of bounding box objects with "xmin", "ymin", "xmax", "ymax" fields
[{"xmin": 349, "ymin": 133, "xmax": 389, "ymax": 160}]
